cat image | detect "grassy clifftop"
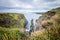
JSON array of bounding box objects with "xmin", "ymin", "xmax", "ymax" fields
[{"xmin": 0, "ymin": 13, "xmax": 26, "ymax": 28}]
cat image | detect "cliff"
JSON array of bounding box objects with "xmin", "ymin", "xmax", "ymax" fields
[
  {"xmin": 0, "ymin": 13, "xmax": 27, "ymax": 28},
  {"xmin": 0, "ymin": 13, "xmax": 28, "ymax": 40},
  {"xmin": 35, "ymin": 7, "xmax": 60, "ymax": 31},
  {"xmin": 31, "ymin": 7, "xmax": 60, "ymax": 40}
]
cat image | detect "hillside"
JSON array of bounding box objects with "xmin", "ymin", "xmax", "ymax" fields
[
  {"xmin": 0, "ymin": 13, "xmax": 28, "ymax": 40},
  {"xmin": 30, "ymin": 7, "xmax": 60, "ymax": 40}
]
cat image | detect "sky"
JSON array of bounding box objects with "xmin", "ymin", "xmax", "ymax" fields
[{"xmin": 0, "ymin": 0, "xmax": 60, "ymax": 13}]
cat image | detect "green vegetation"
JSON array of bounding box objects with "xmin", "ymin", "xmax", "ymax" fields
[
  {"xmin": 0, "ymin": 13, "xmax": 25, "ymax": 28},
  {"xmin": 0, "ymin": 7, "xmax": 60, "ymax": 40},
  {"xmin": 0, "ymin": 13, "xmax": 27, "ymax": 40},
  {"xmin": 30, "ymin": 7, "xmax": 60, "ymax": 40},
  {"xmin": 0, "ymin": 27, "xmax": 26, "ymax": 40}
]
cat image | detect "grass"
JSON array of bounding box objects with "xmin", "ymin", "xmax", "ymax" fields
[
  {"xmin": 0, "ymin": 27, "xmax": 26, "ymax": 40},
  {"xmin": 0, "ymin": 13, "xmax": 25, "ymax": 28}
]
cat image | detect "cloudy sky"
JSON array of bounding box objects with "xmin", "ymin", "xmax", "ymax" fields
[{"xmin": 0, "ymin": 0, "xmax": 60, "ymax": 13}]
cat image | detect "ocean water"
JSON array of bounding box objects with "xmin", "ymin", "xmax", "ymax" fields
[{"xmin": 23, "ymin": 12, "xmax": 41, "ymax": 32}]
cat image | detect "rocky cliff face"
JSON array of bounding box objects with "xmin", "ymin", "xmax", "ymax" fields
[
  {"xmin": 35, "ymin": 7, "xmax": 60, "ymax": 31},
  {"xmin": 0, "ymin": 13, "xmax": 28, "ymax": 28}
]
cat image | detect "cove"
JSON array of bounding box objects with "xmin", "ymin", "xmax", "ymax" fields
[{"xmin": 22, "ymin": 12, "xmax": 41, "ymax": 32}]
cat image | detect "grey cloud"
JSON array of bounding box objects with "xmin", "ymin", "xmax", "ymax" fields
[
  {"xmin": 0, "ymin": 0, "xmax": 60, "ymax": 12},
  {"xmin": 44, "ymin": 0, "xmax": 56, "ymax": 2}
]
